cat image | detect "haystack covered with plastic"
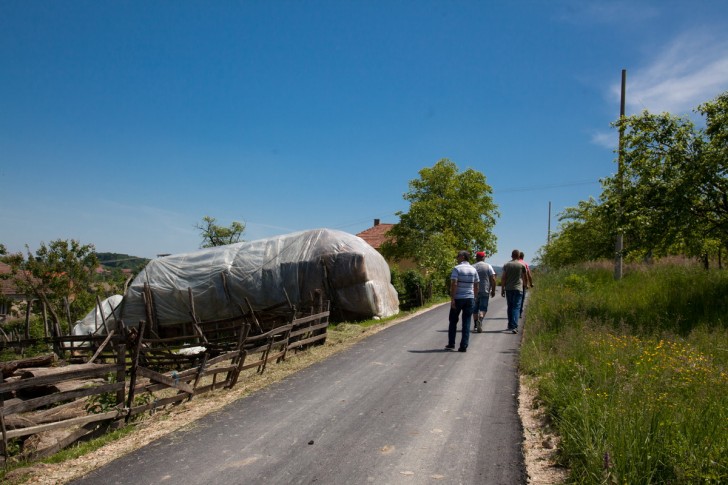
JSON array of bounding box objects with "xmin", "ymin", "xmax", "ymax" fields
[{"xmin": 119, "ymin": 228, "xmax": 399, "ymax": 328}]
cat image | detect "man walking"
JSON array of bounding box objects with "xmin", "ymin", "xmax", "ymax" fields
[
  {"xmin": 518, "ymin": 251, "xmax": 534, "ymax": 318},
  {"xmin": 447, "ymin": 250, "xmax": 479, "ymax": 352},
  {"xmin": 500, "ymin": 249, "xmax": 528, "ymax": 334},
  {"xmin": 472, "ymin": 251, "xmax": 496, "ymax": 333}
]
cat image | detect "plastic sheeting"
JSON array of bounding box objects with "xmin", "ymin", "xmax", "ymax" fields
[
  {"xmin": 119, "ymin": 228, "xmax": 399, "ymax": 327},
  {"xmin": 71, "ymin": 294, "xmax": 123, "ymax": 336}
]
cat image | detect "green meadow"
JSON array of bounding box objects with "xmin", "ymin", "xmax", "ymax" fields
[{"xmin": 521, "ymin": 261, "xmax": 728, "ymax": 484}]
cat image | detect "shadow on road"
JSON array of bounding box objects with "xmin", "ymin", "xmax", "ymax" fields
[{"xmin": 407, "ymin": 348, "xmax": 459, "ymax": 353}]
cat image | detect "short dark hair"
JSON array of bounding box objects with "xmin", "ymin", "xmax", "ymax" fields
[
  {"xmin": 519, "ymin": 251, "xmax": 525, "ymax": 259},
  {"xmin": 511, "ymin": 249, "xmax": 520, "ymax": 259},
  {"xmin": 458, "ymin": 250, "xmax": 470, "ymax": 261}
]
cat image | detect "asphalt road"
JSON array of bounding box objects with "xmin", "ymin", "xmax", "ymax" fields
[{"xmin": 73, "ymin": 296, "xmax": 526, "ymax": 485}]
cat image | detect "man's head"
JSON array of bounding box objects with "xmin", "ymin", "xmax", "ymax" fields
[
  {"xmin": 476, "ymin": 251, "xmax": 485, "ymax": 261},
  {"xmin": 511, "ymin": 249, "xmax": 520, "ymax": 259},
  {"xmin": 457, "ymin": 250, "xmax": 471, "ymax": 262},
  {"xmin": 519, "ymin": 251, "xmax": 525, "ymax": 260}
]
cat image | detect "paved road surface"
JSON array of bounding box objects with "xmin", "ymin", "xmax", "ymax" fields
[{"xmin": 74, "ymin": 297, "xmax": 526, "ymax": 484}]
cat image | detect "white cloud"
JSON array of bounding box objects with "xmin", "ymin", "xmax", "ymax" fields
[
  {"xmin": 616, "ymin": 32, "xmax": 728, "ymax": 116},
  {"xmin": 556, "ymin": 0, "xmax": 659, "ymax": 25},
  {"xmin": 591, "ymin": 130, "xmax": 618, "ymax": 149}
]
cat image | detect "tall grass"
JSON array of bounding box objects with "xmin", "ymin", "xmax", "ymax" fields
[{"xmin": 521, "ymin": 262, "xmax": 728, "ymax": 484}]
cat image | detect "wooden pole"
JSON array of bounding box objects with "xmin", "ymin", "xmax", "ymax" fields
[
  {"xmin": 615, "ymin": 69, "xmax": 626, "ymax": 280},
  {"xmin": 24, "ymin": 299, "xmax": 32, "ymax": 340}
]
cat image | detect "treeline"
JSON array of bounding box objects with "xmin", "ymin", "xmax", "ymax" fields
[
  {"xmin": 96, "ymin": 252, "xmax": 149, "ymax": 271},
  {"xmin": 539, "ymin": 91, "xmax": 728, "ymax": 268}
]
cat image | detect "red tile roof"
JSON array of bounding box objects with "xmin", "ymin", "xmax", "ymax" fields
[
  {"xmin": 0, "ymin": 262, "xmax": 25, "ymax": 298},
  {"xmin": 356, "ymin": 223, "xmax": 395, "ymax": 250}
]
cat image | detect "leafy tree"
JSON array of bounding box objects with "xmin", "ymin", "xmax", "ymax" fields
[
  {"xmin": 539, "ymin": 90, "xmax": 728, "ymax": 269},
  {"xmin": 195, "ymin": 216, "xmax": 246, "ymax": 248},
  {"xmin": 9, "ymin": 239, "xmax": 100, "ymax": 333},
  {"xmin": 695, "ymin": 92, "xmax": 728, "ymax": 245},
  {"xmin": 608, "ymin": 111, "xmax": 704, "ymax": 258},
  {"xmin": 537, "ymin": 197, "xmax": 614, "ymax": 267},
  {"xmin": 381, "ymin": 159, "xmax": 499, "ymax": 280}
]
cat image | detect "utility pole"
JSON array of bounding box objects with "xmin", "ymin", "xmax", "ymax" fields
[
  {"xmin": 615, "ymin": 69, "xmax": 626, "ymax": 280},
  {"xmin": 547, "ymin": 201, "xmax": 552, "ymax": 246}
]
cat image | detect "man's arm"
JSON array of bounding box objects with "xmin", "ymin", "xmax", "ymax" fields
[
  {"xmin": 473, "ymin": 281, "xmax": 479, "ymax": 297},
  {"xmin": 500, "ymin": 268, "xmax": 506, "ymax": 297},
  {"xmin": 450, "ymin": 279, "xmax": 457, "ymax": 307},
  {"xmin": 489, "ymin": 274, "xmax": 497, "ymax": 296}
]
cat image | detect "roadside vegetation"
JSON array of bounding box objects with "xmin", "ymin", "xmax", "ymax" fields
[{"xmin": 521, "ymin": 260, "xmax": 728, "ymax": 484}]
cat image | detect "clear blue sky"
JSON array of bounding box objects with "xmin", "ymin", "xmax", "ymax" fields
[{"xmin": 2, "ymin": 1, "xmax": 728, "ymax": 267}]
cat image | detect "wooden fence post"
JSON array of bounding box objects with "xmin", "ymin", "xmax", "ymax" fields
[{"xmin": 125, "ymin": 321, "xmax": 146, "ymax": 423}]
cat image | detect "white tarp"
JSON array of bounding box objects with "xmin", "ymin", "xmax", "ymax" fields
[
  {"xmin": 71, "ymin": 294, "xmax": 123, "ymax": 336},
  {"xmin": 119, "ymin": 228, "xmax": 399, "ymax": 327}
]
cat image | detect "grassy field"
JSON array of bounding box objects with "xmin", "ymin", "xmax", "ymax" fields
[{"xmin": 520, "ymin": 260, "xmax": 728, "ymax": 484}]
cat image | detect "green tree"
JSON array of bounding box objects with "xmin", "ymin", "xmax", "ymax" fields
[
  {"xmin": 539, "ymin": 90, "xmax": 728, "ymax": 269},
  {"xmin": 602, "ymin": 110, "xmax": 702, "ymax": 258},
  {"xmin": 9, "ymin": 240, "xmax": 100, "ymax": 333},
  {"xmin": 195, "ymin": 216, "xmax": 246, "ymax": 248},
  {"xmin": 695, "ymin": 92, "xmax": 728, "ymax": 245},
  {"xmin": 537, "ymin": 197, "xmax": 614, "ymax": 268},
  {"xmin": 381, "ymin": 159, "xmax": 499, "ymax": 278}
]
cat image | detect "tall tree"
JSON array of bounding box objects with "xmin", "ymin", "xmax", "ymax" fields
[
  {"xmin": 195, "ymin": 216, "xmax": 246, "ymax": 248},
  {"xmin": 381, "ymin": 159, "xmax": 499, "ymax": 277}
]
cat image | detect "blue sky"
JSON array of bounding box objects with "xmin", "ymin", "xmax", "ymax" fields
[{"xmin": 2, "ymin": 1, "xmax": 728, "ymax": 267}]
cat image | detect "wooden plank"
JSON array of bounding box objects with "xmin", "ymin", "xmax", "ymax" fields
[
  {"xmin": 2, "ymin": 382, "xmax": 125, "ymax": 416},
  {"xmin": 289, "ymin": 322, "xmax": 329, "ymax": 339},
  {"xmin": 288, "ymin": 334, "xmax": 327, "ymax": 349},
  {"xmin": 291, "ymin": 311, "xmax": 330, "ymax": 326},
  {"xmin": 128, "ymin": 393, "xmax": 188, "ymax": 416},
  {"xmin": 87, "ymin": 330, "xmax": 115, "ymax": 364},
  {"xmin": 0, "ymin": 364, "xmax": 121, "ymax": 393},
  {"xmin": 0, "ymin": 354, "xmax": 56, "ymax": 379},
  {"xmin": 199, "ymin": 365, "xmax": 236, "ymax": 377},
  {"xmin": 4, "ymin": 409, "xmax": 122, "ymax": 439},
  {"xmin": 136, "ymin": 367, "xmax": 194, "ymax": 395}
]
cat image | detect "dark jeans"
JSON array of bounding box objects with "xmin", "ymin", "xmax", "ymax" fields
[
  {"xmin": 448, "ymin": 298, "xmax": 474, "ymax": 349},
  {"xmin": 505, "ymin": 290, "xmax": 523, "ymax": 330}
]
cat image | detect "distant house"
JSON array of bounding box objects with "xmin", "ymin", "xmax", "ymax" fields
[
  {"xmin": 356, "ymin": 219, "xmax": 416, "ymax": 270},
  {"xmin": 356, "ymin": 219, "xmax": 396, "ymax": 253}
]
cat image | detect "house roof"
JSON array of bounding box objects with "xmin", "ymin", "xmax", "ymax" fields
[
  {"xmin": 356, "ymin": 222, "xmax": 395, "ymax": 250},
  {"xmin": 0, "ymin": 262, "xmax": 25, "ymax": 299}
]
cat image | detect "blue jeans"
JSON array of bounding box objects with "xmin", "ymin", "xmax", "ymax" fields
[
  {"xmin": 519, "ymin": 288, "xmax": 527, "ymax": 316},
  {"xmin": 449, "ymin": 298, "xmax": 474, "ymax": 349},
  {"xmin": 505, "ymin": 290, "xmax": 523, "ymax": 330}
]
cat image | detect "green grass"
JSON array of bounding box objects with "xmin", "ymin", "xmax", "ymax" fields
[{"xmin": 521, "ymin": 262, "xmax": 728, "ymax": 484}]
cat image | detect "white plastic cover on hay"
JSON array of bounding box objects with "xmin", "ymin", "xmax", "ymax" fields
[{"xmin": 119, "ymin": 228, "xmax": 399, "ymax": 326}]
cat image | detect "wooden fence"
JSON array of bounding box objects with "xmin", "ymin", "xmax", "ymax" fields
[{"xmin": 0, "ymin": 303, "xmax": 330, "ymax": 465}]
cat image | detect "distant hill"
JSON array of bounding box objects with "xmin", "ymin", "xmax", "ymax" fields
[{"xmin": 96, "ymin": 252, "xmax": 150, "ymax": 271}]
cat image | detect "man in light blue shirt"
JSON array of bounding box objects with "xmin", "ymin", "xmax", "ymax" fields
[{"xmin": 447, "ymin": 250, "xmax": 479, "ymax": 352}]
